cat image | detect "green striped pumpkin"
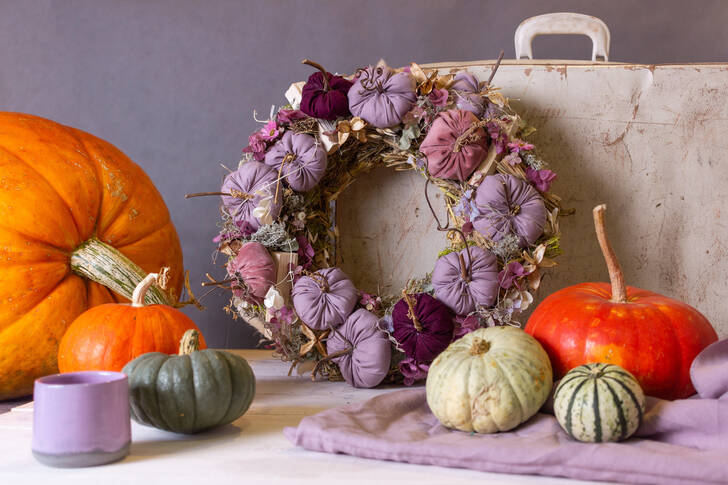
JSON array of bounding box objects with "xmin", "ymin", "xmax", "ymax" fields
[{"xmin": 554, "ymin": 363, "xmax": 645, "ymax": 442}]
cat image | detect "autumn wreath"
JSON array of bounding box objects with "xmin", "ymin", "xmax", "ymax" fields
[{"xmin": 189, "ymin": 54, "xmax": 564, "ymax": 388}]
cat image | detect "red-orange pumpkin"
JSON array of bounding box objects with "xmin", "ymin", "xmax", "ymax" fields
[
  {"xmin": 0, "ymin": 113, "xmax": 184, "ymax": 399},
  {"xmin": 526, "ymin": 205, "xmax": 718, "ymax": 400},
  {"xmin": 58, "ymin": 271, "xmax": 206, "ymax": 372}
]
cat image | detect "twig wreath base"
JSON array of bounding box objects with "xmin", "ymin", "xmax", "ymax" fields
[{"xmin": 190, "ymin": 54, "xmax": 565, "ymax": 388}]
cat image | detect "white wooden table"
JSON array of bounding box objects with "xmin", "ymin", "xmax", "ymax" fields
[{"xmin": 0, "ymin": 350, "xmax": 607, "ymax": 485}]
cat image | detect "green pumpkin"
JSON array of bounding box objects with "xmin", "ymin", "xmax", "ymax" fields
[
  {"xmin": 554, "ymin": 363, "xmax": 645, "ymax": 443},
  {"xmin": 122, "ymin": 329, "xmax": 256, "ymax": 434}
]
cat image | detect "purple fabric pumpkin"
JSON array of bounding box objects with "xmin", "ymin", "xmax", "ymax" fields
[
  {"xmin": 264, "ymin": 131, "xmax": 327, "ymax": 192},
  {"xmin": 473, "ymin": 173, "xmax": 547, "ymax": 247},
  {"xmin": 292, "ymin": 268, "xmax": 358, "ymax": 330},
  {"xmin": 392, "ymin": 293, "xmax": 454, "ymax": 363},
  {"xmin": 227, "ymin": 241, "xmax": 276, "ymax": 303},
  {"xmin": 327, "ymin": 309, "xmax": 391, "ymax": 388},
  {"xmin": 451, "ymin": 71, "xmax": 484, "ymax": 116},
  {"xmin": 348, "ymin": 65, "xmax": 416, "ymax": 128},
  {"xmin": 300, "ymin": 60, "xmax": 353, "ymax": 120},
  {"xmin": 431, "ymin": 246, "xmax": 499, "ymax": 315},
  {"xmin": 420, "ymin": 109, "xmax": 488, "ymax": 181},
  {"xmin": 221, "ymin": 161, "xmax": 282, "ymax": 230}
]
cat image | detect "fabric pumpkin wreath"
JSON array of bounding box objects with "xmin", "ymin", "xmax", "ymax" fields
[{"xmin": 190, "ymin": 55, "xmax": 565, "ymax": 387}]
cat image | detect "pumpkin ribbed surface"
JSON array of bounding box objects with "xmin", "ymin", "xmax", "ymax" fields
[
  {"xmin": 426, "ymin": 326, "xmax": 552, "ymax": 433},
  {"xmin": 0, "ymin": 112, "xmax": 183, "ymax": 399},
  {"xmin": 123, "ymin": 349, "xmax": 256, "ymax": 434},
  {"xmin": 553, "ymin": 363, "xmax": 645, "ymax": 442}
]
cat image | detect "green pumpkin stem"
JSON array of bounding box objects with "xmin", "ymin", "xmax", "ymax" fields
[
  {"xmin": 592, "ymin": 204, "xmax": 628, "ymax": 303},
  {"xmin": 70, "ymin": 237, "xmax": 173, "ymax": 305},
  {"xmin": 302, "ymin": 59, "xmax": 331, "ymax": 92},
  {"xmin": 179, "ymin": 329, "xmax": 201, "ymax": 355}
]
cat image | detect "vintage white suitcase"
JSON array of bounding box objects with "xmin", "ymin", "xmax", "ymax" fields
[{"xmin": 337, "ymin": 13, "xmax": 728, "ymax": 338}]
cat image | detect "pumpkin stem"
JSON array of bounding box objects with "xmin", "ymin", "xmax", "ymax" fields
[
  {"xmin": 401, "ymin": 290, "xmax": 423, "ymax": 332},
  {"xmin": 457, "ymin": 252, "xmax": 470, "ymax": 282},
  {"xmin": 131, "ymin": 271, "xmax": 167, "ymax": 307},
  {"xmin": 311, "ymin": 347, "xmax": 352, "ymax": 381},
  {"xmin": 453, "ymin": 120, "xmax": 487, "ymax": 153},
  {"xmin": 592, "ymin": 204, "xmax": 628, "ymax": 303},
  {"xmin": 70, "ymin": 237, "xmax": 173, "ymax": 305},
  {"xmin": 302, "ymin": 59, "xmax": 331, "ymax": 92},
  {"xmin": 470, "ymin": 338, "xmax": 491, "ymax": 355},
  {"xmin": 305, "ymin": 270, "xmax": 330, "ymax": 292},
  {"xmin": 179, "ymin": 329, "xmax": 201, "ymax": 355}
]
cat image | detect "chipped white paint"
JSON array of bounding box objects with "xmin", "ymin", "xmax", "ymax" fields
[
  {"xmin": 515, "ymin": 12, "xmax": 611, "ymax": 61},
  {"xmin": 339, "ymin": 60, "xmax": 728, "ymax": 338}
]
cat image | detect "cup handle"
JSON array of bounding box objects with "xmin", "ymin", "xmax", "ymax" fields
[{"xmin": 514, "ymin": 12, "xmax": 611, "ymax": 62}]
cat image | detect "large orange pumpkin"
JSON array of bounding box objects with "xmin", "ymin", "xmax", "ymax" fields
[
  {"xmin": 526, "ymin": 205, "xmax": 718, "ymax": 400},
  {"xmin": 0, "ymin": 112, "xmax": 183, "ymax": 399},
  {"xmin": 58, "ymin": 271, "xmax": 206, "ymax": 372}
]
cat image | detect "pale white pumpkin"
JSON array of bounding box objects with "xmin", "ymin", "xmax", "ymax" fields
[
  {"xmin": 553, "ymin": 363, "xmax": 645, "ymax": 442},
  {"xmin": 426, "ymin": 326, "xmax": 553, "ymax": 433}
]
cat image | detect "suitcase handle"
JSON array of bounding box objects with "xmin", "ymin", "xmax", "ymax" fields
[{"xmin": 515, "ymin": 12, "xmax": 611, "ymax": 61}]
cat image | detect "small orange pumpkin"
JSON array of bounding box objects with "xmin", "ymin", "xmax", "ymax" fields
[{"xmin": 58, "ymin": 270, "xmax": 206, "ymax": 372}]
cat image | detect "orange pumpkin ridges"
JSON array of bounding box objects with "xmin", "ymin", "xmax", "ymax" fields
[
  {"xmin": 58, "ymin": 271, "xmax": 206, "ymax": 373},
  {"xmin": 525, "ymin": 204, "xmax": 718, "ymax": 400},
  {"xmin": 0, "ymin": 112, "xmax": 185, "ymax": 399}
]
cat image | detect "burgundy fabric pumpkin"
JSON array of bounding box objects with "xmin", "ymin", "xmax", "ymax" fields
[
  {"xmin": 327, "ymin": 309, "xmax": 391, "ymax": 388},
  {"xmin": 451, "ymin": 71, "xmax": 484, "ymax": 116},
  {"xmin": 420, "ymin": 109, "xmax": 488, "ymax": 181},
  {"xmin": 227, "ymin": 241, "xmax": 276, "ymax": 303},
  {"xmin": 348, "ymin": 65, "xmax": 416, "ymax": 128},
  {"xmin": 292, "ymin": 268, "xmax": 358, "ymax": 330},
  {"xmin": 392, "ymin": 293, "xmax": 454, "ymax": 363},
  {"xmin": 264, "ymin": 131, "xmax": 327, "ymax": 192},
  {"xmin": 431, "ymin": 246, "xmax": 499, "ymax": 315},
  {"xmin": 220, "ymin": 161, "xmax": 282, "ymax": 230},
  {"xmin": 300, "ymin": 60, "xmax": 353, "ymax": 120},
  {"xmin": 473, "ymin": 173, "xmax": 547, "ymax": 247}
]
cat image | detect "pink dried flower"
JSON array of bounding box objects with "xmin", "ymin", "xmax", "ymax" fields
[
  {"xmin": 503, "ymin": 153, "xmax": 521, "ymax": 166},
  {"xmin": 453, "ymin": 314, "xmax": 480, "ymax": 339},
  {"xmin": 525, "ymin": 167, "xmax": 557, "ymax": 192},
  {"xmin": 461, "ymin": 221, "xmax": 474, "ymax": 236},
  {"xmin": 260, "ymin": 120, "xmax": 281, "ymax": 141},
  {"xmin": 428, "ymin": 88, "xmax": 449, "ymax": 107},
  {"xmin": 276, "ymin": 109, "xmax": 307, "ymax": 124},
  {"xmin": 498, "ymin": 261, "xmax": 528, "ymax": 290},
  {"xmin": 399, "ymin": 357, "xmax": 430, "ymax": 386},
  {"xmin": 296, "ymin": 234, "xmax": 315, "ymax": 269},
  {"xmin": 507, "ymin": 139, "xmax": 534, "ymax": 154},
  {"xmin": 487, "ymin": 122, "xmax": 508, "ymax": 154},
  {"xmin": 242, "ymin": 131, "xmax": 267, "ymax": 161},
  {"xmin": 402, "ymin": 105, "xmax": 426, "ymax": 126},
  {"xmin": 359, "ymin": 292, "xmax": 382, "ymax": 312}
]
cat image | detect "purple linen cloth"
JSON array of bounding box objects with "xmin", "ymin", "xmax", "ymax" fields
[{"xmin": 285, "ymin": 339, "xmax": 728, "ymax": 484}]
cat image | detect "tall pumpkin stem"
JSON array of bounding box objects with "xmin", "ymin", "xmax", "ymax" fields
[
  {"xmin": 592, "ymin": 204, "xmax": 628, "ymax": 303},
  {"xmin": 70, "ymin": 237, "xmax": 173, "ymax": 305},
  {"xmin": 131, "ymin": 270, "xmax": 168, "ymax": 307},
  {"xmin": 178, "ymin": 329, "xmax": 201, "ymax": 355}
]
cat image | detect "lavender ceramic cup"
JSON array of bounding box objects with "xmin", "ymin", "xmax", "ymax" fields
[{"xmin": 32, "ymin": 371, "xmax": 130, "ymax": 467}]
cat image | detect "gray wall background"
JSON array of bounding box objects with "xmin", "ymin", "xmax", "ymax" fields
[{"xmin": 2, "ymin": 0, "xmax": 727, "ymax": 348}]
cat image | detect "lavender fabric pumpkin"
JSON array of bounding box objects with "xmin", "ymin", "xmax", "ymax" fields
[
  {"xmin": 264, "ymin": 131, "xmax": 327, "ymax": 192},
  {"xmin": 420, "ymin": 109, "xmax": 488, "ymax": 181},
  {"xmin": 227, "ymin": 241, "xmax": 276, "ymax": 303},
  {"xmin": 348, "ymin": 65, "xmax": 416, "ymax": 128},
  {"xmin": 432, "ymin": 246, "xmax": 499, "ymax": 315},
  {"xmin": 327, "ymin": 309, "xmax": 391, "ymax": 388},
  {"xmin": 221, "ymin": 161, "xmax": 282, "ymax": 230},
  {"xmin": 292, "ymin": 268, "xmax": 358, "ymax": 330},
  {"xmin": 451, "ymin": 71, "xmax": 484, "ymax": 116},
  {"xmin": 473, "ymin": 173, "xmax": 547, "ymax": 247},
  {"xmin": 392, "ymin": 293, "xmax": 454, "ymax": 363},
  {"xmin": 300, "ymin": 61, "xmax": 353, "ymax": 120}
]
